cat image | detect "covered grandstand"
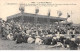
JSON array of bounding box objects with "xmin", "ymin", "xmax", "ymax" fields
[{"xmin": 7, "ymin": 13, "xmax": 67, "ymax": 24}]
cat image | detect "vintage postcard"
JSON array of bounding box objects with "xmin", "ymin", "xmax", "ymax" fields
[{"xmin": 0, "ymin": 0, "xmax": 80, "ymax": 50}]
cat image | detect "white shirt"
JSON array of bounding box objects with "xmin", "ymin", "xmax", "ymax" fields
[
  {"xmin": 27, "ymin": 37, "xmax": 35, "ymax": 43},
  {"xmin": 7, "ymin": 34, "xmax": 13, "ymax": 40},
  {"xmin": 35, "ymin": 38, "xmax": 43, "ymax": 45},
  {"xmin": 27, "ymin": 30, "xmax": 31, "ymax": 34}
]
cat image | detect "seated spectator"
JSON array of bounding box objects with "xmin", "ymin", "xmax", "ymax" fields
[
  {"xmin": 7, "ymin": 33, "xmax": 13, "ymax": 40},
  {"xmin": 43, "ymin": 35, "xmax": 52, "ymax": 45},
  {"xmin": 35, "ymin": 35, "xmax": 43, "ymax": 45},
  {"xmin": 27, "ymin": 35, "xmax": 35, "ymax": 44},
  {"xmin": 13, "ymin": 32, "xmax": 18, "ymax": 41},
  {"xmin": 75, "ymin": 36, "xmax": 80, "ymax": 46},
  {"xmin": 69, "ymin": 38, "xmax": 78, "ymax": 50},
  {"xmin": 52, "ymin": 37, "xmax": 57, "ymax": 45},
  {"xmin": 64, "ymin": 37, "xmax": 71, "ymax": 48},
  {"xmin": 16, "ymin": 32, "xmax": 23, "ymax": 44},
  {"xmin": 52, "ymin": 41, "xmax": 64, "ymax": 48},
  {"xmin": 22, "ymin": 32, "xmax": 29, "ymax": 43},
  {"xmin": 59, "ymin": 35, "xmax": 65, "ymax": 44}
]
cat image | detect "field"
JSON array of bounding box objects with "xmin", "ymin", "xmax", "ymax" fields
[
  {"xmin": 0, "ymin": 38, "xmax": 68, "ymax": 50},
  {"xmin": 0, "ymin": 34, "xmax": 80, "ymax": 50}
]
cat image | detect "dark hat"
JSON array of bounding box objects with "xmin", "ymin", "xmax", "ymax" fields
[{"xmin": 71, "ymin": 35, "xmax": 75, "ymax": 38}]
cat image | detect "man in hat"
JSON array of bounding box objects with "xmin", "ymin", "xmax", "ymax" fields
[
  {"xmin": 69, "ymin": 38, "xmax": 78, "ymax": 50},
  {"xmin": 75, "ymin": 36, "xmax": 80, "ymax": 46},
  {"xmin": 59, "ymin": 34, "xmax": 65, "ymax": 44},
  {"xmin": 64, "ymin": 37, "xmax": 71, "ymax": 48},
  {"xmin": 43, "ymin": 35, "xmax": 52, "ymax": 45},
  {"xmin": 52, "ymin": 36, "xmax": 57, "ymax": 45},
  {"xmin": 52, "ymin": 40, "xmax": 64, "ymax": 48},
  {"xmin": 22, "ymin": 31, "xmax": 29, "ymax": 43},
  {"xmin": 7, "ymin": 33, "xmax": 13, "ymax": 40},
  {"xmin": 13, "ymin": 32, "xmax": 18, "ymax": 41},
  {"xmin": 16, "ymin": 32, "xmax": 23, "ymax": 44}
]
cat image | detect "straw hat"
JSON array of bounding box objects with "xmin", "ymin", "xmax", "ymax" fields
[
  {"xmin": 26, "ymin": 34, "xmax": 29, "ymax": 36},
  {"xmin": 29, "ymin": 35, "xmax": 32, "ymax": 37},
  {"xmin": 36, "ymin": 35, "xmax": 40, "ymax": 38},
  {"xmin": 60, "ymin": 34, "xmax": 64, "ymax": 37},
  {"xmin": 32, "ymin": 33, "xmax": 35, "ymax": 35},
  {"xmin": 10, "ymin": 33, "xmax": 12, "ymax": 34},
  {"xmin": 46, "ymin": 34, "xmax": 53, "ymax": 37},
  {"xmin": 42, "ymin": 35, "xmax": 45, "ymax": 37},
  {"xmin": 77, "ymin": 36, "xmax": 80, "ymax": 38},
  {"xmin": 66, "ymin": 37, "xmax": 70, "ymax": 39},
  {"xmin": 53, "ymin": 37, "xmax": 57, "ymax": 39},
  {"xmin": 71, "ymin": 38, "xmax": 75, "ymax": 41}
]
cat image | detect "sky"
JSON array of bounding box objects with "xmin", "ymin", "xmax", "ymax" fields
[{"xmin": 0, "ymin": 0, "xmax": 80, "ymax": 24}]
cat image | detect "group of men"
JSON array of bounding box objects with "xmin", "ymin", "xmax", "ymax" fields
[{"xmin": 0, "ymin": 20, "xmax": 80, "ymax": 50}]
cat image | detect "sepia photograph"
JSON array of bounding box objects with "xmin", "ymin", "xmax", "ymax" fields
[{"xmin": 0, "ymin": 0, "xmax": 80, "ymax": 50}]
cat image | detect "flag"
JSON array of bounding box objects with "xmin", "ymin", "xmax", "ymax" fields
[
  {"xmin": 67, "ymin": 13, "xmax": 70, "ymax": 18},
  {"xmin": 35, "ymin": 8, "xmax": 39, "ymax": 14},
  {"xmin": 48, "ymin": 9, "xmax": 51, "ymax": 17},
  {"xmin": 57, "ymin": 11, "xmax": 62, "ymax": 17},
  {"xmin": 19, "ymin": 4, "xmax": 25, "ymax": 12}
]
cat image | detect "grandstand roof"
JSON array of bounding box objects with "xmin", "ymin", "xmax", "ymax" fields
[{"xmin": 7, "ymin": 13, "xmax": 67, "ymax": 22}]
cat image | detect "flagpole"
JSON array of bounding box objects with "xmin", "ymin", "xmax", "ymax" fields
[
  {"xmin": 57, "ymin": 11, "xmax": 62, "ymax": 38},
  {"xmin": 19, "ymin": 4, "xmax": 25, "ymax": 30},
  {"xmin": 58, "ymin": 15, "xmax": 60, "ymax": 39},
  {"xmin": 57, "ymin": 10, "xmax": 63, "ymax": 39},
  {"xmin": 66, "ymin": 12, "xmax": 71, "ymax": 38},
  {"xmin": 47, "ymin": 9, "xmax": 51, "ymax": 27},
  {"xmin": 35, "ymin": 7, "xmax": 39, "ymax": 36},
  {"xmin": 66, "ymin": 13, "xmax": 69, "ymax": 36},
  {"xmin": 71, "ymin": 11, "xmax": 75, "ymax": 35}
]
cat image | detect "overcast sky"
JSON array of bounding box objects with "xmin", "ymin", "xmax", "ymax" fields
[{"xmin": 0, "ymin": 0, "xmax": 80, "ymax": 24}]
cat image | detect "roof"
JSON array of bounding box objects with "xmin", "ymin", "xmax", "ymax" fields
[
  {"xmin": 72, "ymin": 24, "xmax": 80, "ymax": 27},
  {"xmin": 7, "ymin": 13, "xmax": 67, "ymax": 22},
  {"xmin": 61, "ymin": 22, "xmax": 73, "ymax": 25}
]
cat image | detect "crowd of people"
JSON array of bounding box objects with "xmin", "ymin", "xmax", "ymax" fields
[{"xmin": 0, "ymin": 19, "xmax": 80, "ymax": 50}]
